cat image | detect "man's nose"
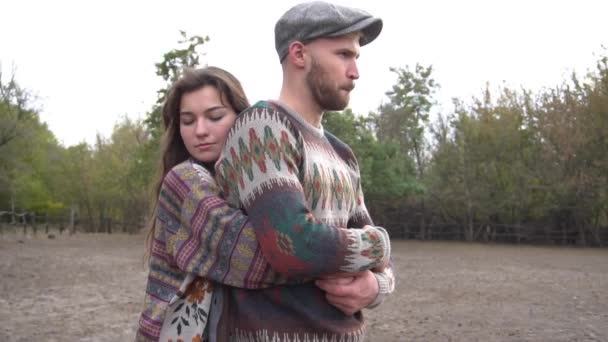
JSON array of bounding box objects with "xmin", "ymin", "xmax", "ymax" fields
[{"xmin": 347, "ymin": 61, "xmax": 359, "ymax": 80}]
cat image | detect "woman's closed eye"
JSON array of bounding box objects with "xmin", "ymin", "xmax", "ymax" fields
[
  {"xmin": 179, "ymin": 113, "xmax": 195, "ymax": 125},
  {"xmin": 207, "ymin": 108, "xmax": 230, "ymax": 122},
  {"xmin": 209, "ymin": 114, "xmax": 225, "ymax": 122}
]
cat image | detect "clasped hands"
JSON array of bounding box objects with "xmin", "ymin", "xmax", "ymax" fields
[{"xmin": 315, "ymin": 225, "xmax": 387, "ymax": 316}]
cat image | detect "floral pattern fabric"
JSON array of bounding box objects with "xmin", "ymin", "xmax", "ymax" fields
[{"xmin": 158, "ymin": 274, "xmax": 213, "ymax": 342}]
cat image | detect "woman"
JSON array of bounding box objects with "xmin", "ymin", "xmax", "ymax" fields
[{"xmin": 135, "ymin": 67, "xmax": 390, "ymax": 342}]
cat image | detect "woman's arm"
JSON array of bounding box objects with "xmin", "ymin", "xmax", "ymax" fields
[
  {"xmin": 158, "ymin": 161, "xmax": 380, "ymax": 290},
  {"xmin": 157, "ymin": 163, "xmax": 293, "ymax": 289}
]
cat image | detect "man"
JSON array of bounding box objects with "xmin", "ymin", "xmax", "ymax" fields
[{"xmin": 213, "ymin": 2, "xmax": 395, "ymax": 341}]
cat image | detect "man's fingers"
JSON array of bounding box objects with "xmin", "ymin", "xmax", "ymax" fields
[
  {"xmin": 325, "ymin": 293, "xmax": 348, "ymax": 303},
  {"xmin": 316, "ymin": 276, "xmax": 354, "ymax": 287},
  {"xmin": 317, "ymin": 271, "xmax": 365, "ymax": 280},
  {"xmin": 315, "ymin": 279, "xmax": 351, "ymax": 295}
]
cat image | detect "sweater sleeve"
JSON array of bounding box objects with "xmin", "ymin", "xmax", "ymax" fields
[
  {"xmin": 367, "ymin": 265, "xmax": 396, "ymax": 309},
  {"xmin": 215, "ymin": 105, "xmax": 390, "ymax": 278},
  {"xmin": 347, "ymin": 169, "xmax": 396, "ymax": 308},
  {"xmin": 160, "ymin": 164, "xmax": 306, "ymax": 289}
]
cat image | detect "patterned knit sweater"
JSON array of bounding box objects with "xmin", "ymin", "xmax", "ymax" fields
[
  {"xmin": 213, "ymin": 100, "xmax": 395, "ymax": 342},
  {"xmin": 136, "ymin": 160, "xmax": 283, "ymax": 341},
  {"xmin": 136, "ymin": 157, "xmax": 392, "ymax": 341}
]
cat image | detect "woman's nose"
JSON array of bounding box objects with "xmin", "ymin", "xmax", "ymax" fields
[{"xmin": 194, "ymin": 118, "xmax": 209, "ymax": 136}]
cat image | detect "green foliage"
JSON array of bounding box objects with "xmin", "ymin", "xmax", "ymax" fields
[
  {"xmin": 425, "ymin": 91, "xmax": 539, "ymax": 239},
  {"xmin": 155, "ymin": 31, "xmax": 209, "ymax": 85},
  {"xmin": 0, "ymin": 33, "xmax": 202, "ymax": 232},
  {"xmin": 424, "ymin": 52, "xmax": 608, "ymax": 244},
  {"xmin": 322, "ymin": 109, "xmax": 419, "ymax": 201},
  {"xmin": 376, "ymin": 64, "xmax": 438, "ymax": 178},
  {"xmin": 82, "ymin": 118, "xmax": 152, "ymax": 231},
  {"xmin": 0, "ymin": 69, "xmax": 37, "ymax": 148},
  {"xmin": 0, "ymin": 70, "xmax": 67, "ymax": 216},
  {"xmin": 370, "ymin": 65, "xmax": 439, "ymax": 238},
  {"xmin": 144, "ymin": 31, "xmax": 209, "ymax": 140}
]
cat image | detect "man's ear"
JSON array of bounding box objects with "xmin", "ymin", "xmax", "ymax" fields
[{"xmin": 287, "ymin": 41, "xmax": 306, "ymax": 68}]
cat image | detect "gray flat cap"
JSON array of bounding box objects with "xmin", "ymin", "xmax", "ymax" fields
[{"xmin": 275, "ymin": 1, "xmax": 383, "ymax": 62}]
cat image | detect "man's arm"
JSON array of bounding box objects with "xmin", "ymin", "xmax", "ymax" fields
[
  {"xmin": 318, "ymin": 155, "xmax": 396, "ymax": 312},
  {"xmin": 215, "ymin": 104, "xmax": 390, "ymax": 278}
]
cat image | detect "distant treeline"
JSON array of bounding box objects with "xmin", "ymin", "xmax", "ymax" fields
[{"xmin": 1, "ymin": 35, "xmax": 606, "ymax": 246}]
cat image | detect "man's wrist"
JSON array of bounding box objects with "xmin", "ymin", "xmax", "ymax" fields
[
  {"xmin": 366, "ymin": 272, "xmax": 388, "ymax": 309},
  {"xmin": 366, "ymin": 273, "xmax": 386, "ymax": 309}
]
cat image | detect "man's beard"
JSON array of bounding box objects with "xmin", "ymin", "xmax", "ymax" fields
[{"xmin": 306, "ymin": 57, "xmax": 351, "ymax": 111}]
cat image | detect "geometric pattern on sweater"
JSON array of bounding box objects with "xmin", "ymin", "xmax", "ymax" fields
[
  {"xmin": 217, "ymin": 101, "xmax": 390, "ymax": 275},
  {"xmin": 232, "ymin": 326, "xmax": 366, "ymax": 342},
  {"xmin": 220, "ymin": 116, "xmax": 356, "ymax": 215},
  {"xmin": 214, "ymin": 100, "xmax": 393, "ymax": 341}
]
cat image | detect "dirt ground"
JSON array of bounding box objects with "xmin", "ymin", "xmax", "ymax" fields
[{"xmin": 1, "ymin": 231, "xmax": 607, "ymax": 342}]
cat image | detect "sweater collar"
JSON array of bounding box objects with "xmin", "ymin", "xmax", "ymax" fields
[{"xmin": 269, "ymin": 100, "xmax": 325, "ymax": 138}]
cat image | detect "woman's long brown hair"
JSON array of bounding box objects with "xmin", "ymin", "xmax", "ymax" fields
[{"xmin": 144, "ymin": 66, "xmax": 250, "ymax": 262}]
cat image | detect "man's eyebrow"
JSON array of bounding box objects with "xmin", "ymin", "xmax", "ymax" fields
[{"xmin": 337, "ymin": 47, "xmax": 359, "ymax": 58}]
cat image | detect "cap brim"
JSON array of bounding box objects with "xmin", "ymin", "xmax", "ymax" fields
[{"xmin": 328, "ymin": 17, "xmax": 383, "ymax": 46}]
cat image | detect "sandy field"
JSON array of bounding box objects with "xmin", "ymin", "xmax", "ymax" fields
[{"xmin": 1, "ymin": 232, "xmax": 607, "ymax": 342}]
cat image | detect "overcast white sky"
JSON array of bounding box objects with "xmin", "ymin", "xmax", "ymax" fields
[{"xmin": 1, "ymin": 0, "xmax": 606, "ymax": 147}]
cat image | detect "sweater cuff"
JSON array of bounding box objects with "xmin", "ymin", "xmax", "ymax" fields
[
  {"xmin": 366, "ymin": 270, "xmax": 392, "ymax": 309},
  {"xmin": 374, "ymin": 226, "xmax": 391, "ymax": 266}
]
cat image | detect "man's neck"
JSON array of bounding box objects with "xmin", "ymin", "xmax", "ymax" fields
[{"xmin": 279, "ymin": 87, "xmax": 323, "ymax": 128}]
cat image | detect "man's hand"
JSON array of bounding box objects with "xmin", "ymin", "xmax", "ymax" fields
[{"xmin": 315, "ymin": 270, "xmax": 379, "ymax": 316}]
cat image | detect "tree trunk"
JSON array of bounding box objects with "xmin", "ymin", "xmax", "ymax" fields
[
  {"xmin": 419, "ymin": 199, "xmax": 427, "ymax": 240},
  {"xmin": 10, "ymin": 196, "xmax": 16, "ymax": 225},
  {"xmin": 85, "ymin": 201, "xmax": 95, "ymax": 232},
  {"xmin": 463, "ymin": 213, "xmax": 475, "ymax": 242},
  {"xmin": 590, "ymin": 213, "xmax": 603, "ymax": 247},
  {"xmin": 69, "ymin": 206, "xmax": 75, "ymax": 232},
  {"xmin": 21, "ymin": 213, "xmax": 27, "ymax": 235},
  {"xmin": 577, "ymin": 222, "xmax": 587, "ymax": 246}
]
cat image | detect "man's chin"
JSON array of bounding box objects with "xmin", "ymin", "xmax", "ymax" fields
[
  {"xmin": 337, "ymin": 97, "xmax": 350, "ymax": 110},
  {"xmin": 324, "ymin": 103, "xmax": 349, "ymax": 112},
  {"xmin": 318, "ymin": 92, "xmax": 350, "ymax": 111}
]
